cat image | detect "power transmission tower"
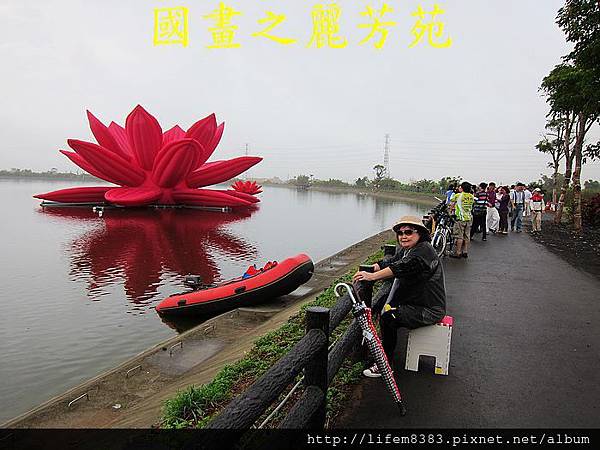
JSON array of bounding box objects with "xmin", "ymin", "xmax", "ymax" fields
[
  {"xmin": 244, "ymin": 143, "xmax": 250, "ymax": 179},
  {"xmin": 383, "ymin": 134, "xmax": 390, "ymax": 178}
]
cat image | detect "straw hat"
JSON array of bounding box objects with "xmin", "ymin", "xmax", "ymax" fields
[{"xmin": 392, "ymin": 215, "xmax": 429, "ymax": 233}]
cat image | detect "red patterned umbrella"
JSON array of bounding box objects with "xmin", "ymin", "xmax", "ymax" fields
[{"xmin": 335, "ymin": 282, "xmax": 407, "ymax": 416}]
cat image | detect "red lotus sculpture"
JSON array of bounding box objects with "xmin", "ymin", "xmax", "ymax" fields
[
  {"xmin": 34, "ymin": 106, "xmax": 262, "ymax": 207},
  {"xmin": 231, "ymin": 180, "xmax": 263, "ymax": 195}
]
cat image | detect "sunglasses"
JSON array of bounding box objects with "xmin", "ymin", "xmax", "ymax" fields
[{"xmin": 396, "ymin": 229, "xmax": 416, "ymax": 237}]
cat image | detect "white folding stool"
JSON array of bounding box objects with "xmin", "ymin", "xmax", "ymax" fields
[{"xmin": 405, "ymin": 315, "xmax": 453, "ymax": 375}]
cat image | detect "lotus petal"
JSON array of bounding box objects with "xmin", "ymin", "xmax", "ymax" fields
[
  {"xmin": 186, "ymin": 113, "xmax": 217, "ymax": 150},
  {"xmin": 105, "ymin": 187, "xmax": 162, "ymax": 206},
  {"xmin": 162, "ymin": 125, "xmax": 186, "ymax": 145},
  {"xmin": 214, "ymin": 190, "xmax": 261, "ymax": 203},
  {"xmin": 108, "ymin": 122, "xmax": 133, "ymax": 157},
  {"xmin": 172, "ymin": 189, "xmax": 252, "ymax": 207},
  {"xmin": 152, "ymin": 139, "xmax": 204, "ymax": 188},
  {"xmin": 187, "ymin": 157, "xmax": 262, "ymax": 188},
  {"xmin": 126, "ymin": 105, "xmax": 163, "ymax": 170},
  {"xmin": 87, "ymin": 111, "xmax": 131, "ymax": 161},
  {"xmin": 60, "ymin": 150, "xmax": 119, "ymax": 185},
  {"xmin": 68, "ymin": 139, "xmax": 146, "ymax": 187},
  {"xmin": 203, "ymin": 122, "xmax": 225, "ymax": 163},
  {"xmin": 34, "ymin": 186, "xmax": 111, "ymax": 203}
]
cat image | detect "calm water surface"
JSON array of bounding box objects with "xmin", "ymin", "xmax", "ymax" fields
[{"xmin": 0, "ymin": 179, "xmax": 428, "ymax": 423}]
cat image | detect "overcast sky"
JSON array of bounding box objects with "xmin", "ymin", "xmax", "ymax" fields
[{"xmin": 1, "ymin": 0, "xmax": 599, "ymax": 185}]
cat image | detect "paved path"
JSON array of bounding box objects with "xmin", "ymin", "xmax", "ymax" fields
[{"xmin": 336, "ymin": 231, "xmax": 600, "ymax": 428}]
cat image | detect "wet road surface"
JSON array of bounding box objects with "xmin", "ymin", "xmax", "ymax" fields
[{"xmin": 336, "ymin": 230, "xmax": 600, "ymax": 428}]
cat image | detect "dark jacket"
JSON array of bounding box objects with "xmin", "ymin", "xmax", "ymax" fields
[
  {"xmin": 377, "ymin": 241, "xmax": 446, "ymax": 316},
  {"xmin": 498, "ymin": 193, "xmax": 510, "ymax": 212}
]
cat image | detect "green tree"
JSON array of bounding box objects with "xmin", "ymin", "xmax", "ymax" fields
[
  {"xmin": 540, "ymin": 63, "xmax": 599, "ymax": 229},
  {"xmin": 536, "ymin": 115, "xmax": 568, "ymax": 205},
  {"xmin": 438, "ymin": 176, "xmax": 462, "ymax": 195},
  {"xmin": 584, "ymin": 179, "xmax": 600, "ymax": 191},
  {"xmin": 545, "ymin": 0, "xmax": 600, "ymax": 230},
  {"xmin": 372, "ymin": 165, "xmax": 385, "ymax": 190},
  {"xmin": 354, "ymin": 176, "xmax": 368, "ymax": 188},
  {"xmin": 293, "ymin": 174, "xmax": 312, "ymax": 189},
  {"xmin": 378, "ymin": 177, "xmax": 401, "ymax": 191},
  {"xmin": 410, "ymin": 179, "xmax": 438, "ymax": 193},
  {"xmin": 531, "ymin": 173, "xmax": 565, "ymax": 196}
]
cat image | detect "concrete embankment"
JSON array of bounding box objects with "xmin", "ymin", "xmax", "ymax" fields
[{"xmin": 4, "ymin": 229, "xmax": 395, "ymax": 429}]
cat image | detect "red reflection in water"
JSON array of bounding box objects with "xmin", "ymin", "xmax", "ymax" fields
[{"xmin": 39, "ymin": 207, "xmax": 257, "ymax": 304}]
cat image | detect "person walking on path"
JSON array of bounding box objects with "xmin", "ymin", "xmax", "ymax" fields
[
  {"xmin": 445, "ymin": 184, "xmax": 456, "ymax": 204},
  {"xmin": 352, "ymin": 216, "xmax": 446, "ymax": 378},
  {"xmin": 509, "ymin": 185, "xmax": 516, "ymax": 231},
  {"xmin": 510, "ymin": 183, "xmax": 526, "ymax": 233},
  {"xmin": 530, "ymin": 188, "xmax": 545, "ymax": 233},
  {"xmin": 497, "ymin": 186, "xmax": 510, "ymax": 234},
  {"xmin": 486, "ymin": 182, "xmax": 499, "ymax": 233},
  {"xmin": 471, "ymin": 182, "xmax": 488, "ymax": 241},
  {"xmin": 523, "ymin": 186, "xmax": 532, "ymax": 219},
  {"xmin": 448, "ymin": 182, "xmax": 474, "ymax": 258}
]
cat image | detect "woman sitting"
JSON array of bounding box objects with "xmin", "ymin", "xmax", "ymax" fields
[{"xmin": 352, "ymin": 215, "xmax": 447, "ymax": 378}]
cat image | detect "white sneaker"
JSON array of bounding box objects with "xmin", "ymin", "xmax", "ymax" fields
[{"xmin": 363, "ymin": 364, "xmax": 382, "ymax": 378}]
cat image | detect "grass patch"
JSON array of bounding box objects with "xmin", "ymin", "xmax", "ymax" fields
[{"xmin": 161, "ymin": 245, "xmax": 389, "ymax": 429}]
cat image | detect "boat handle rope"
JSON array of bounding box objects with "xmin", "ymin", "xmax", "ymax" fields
[
  {"xmin": 169, "ymin": 341, "xmax": 183, "ymax": 357},
  {"xmin": 125, "ymin": 365, "xmax": 142, "ymax": 378},
  {"xmin": 68, "ymin": 392, "xmax": 90, "ymax": 408},
  {"xmin": 203, "ymin": 324, "xmax": 216, "ymax": 335}
]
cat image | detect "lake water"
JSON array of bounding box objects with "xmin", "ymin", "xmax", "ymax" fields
[{"xmin": 0, "ymin": 179, "xmax": 429, "ymax": 423}]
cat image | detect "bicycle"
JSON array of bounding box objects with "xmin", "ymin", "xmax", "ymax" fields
[
  {"xmin": 424, "ymin": 201, "xmax": 455, "ymax": 257},
  {"xmin": 432, "ymin": 212, "xmax": 455, "ymax": 257}
]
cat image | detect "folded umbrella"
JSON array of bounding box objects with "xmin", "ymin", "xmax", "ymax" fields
[{"xmin": 335, "ymin": 282, "xmax": 407, "ymax": 416}]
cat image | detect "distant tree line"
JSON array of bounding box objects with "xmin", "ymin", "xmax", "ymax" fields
[
  {"xmin": 287, "ymin": 172, "xmax": 600, "ymax": 199},
  {"xmin": 0, "ymin": 168, "xmax": 98, "ymax": 181},
  {"xmin": 287, "ymin": 173, "xmax": 464, "ymax": 195}
]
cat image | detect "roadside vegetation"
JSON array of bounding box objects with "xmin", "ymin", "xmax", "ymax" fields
[{"xmin": 161, "ymin": 246, "xmax": 389, "ymax": 429}]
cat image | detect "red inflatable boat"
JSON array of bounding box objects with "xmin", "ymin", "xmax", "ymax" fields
[{"xmin": 156, "ymin": 253, "xmax": 314, "ymax": 317}]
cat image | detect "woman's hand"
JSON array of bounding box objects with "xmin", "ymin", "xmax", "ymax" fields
[
  {"xmin": 352, "ymin": 271, "xmax": 375, "ymax": 282},
  {"xmin": 373, "ymin": 263, "xmax": 381, "ymax": 272}
]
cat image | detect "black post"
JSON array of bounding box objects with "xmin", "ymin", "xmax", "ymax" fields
[
  {"xmin": 383, "ymin": 243, "xmax": 397, "ymax": 256},
  {"xmin": 304, "ymin": 306, "xmax": 330, "ymax": 429}
]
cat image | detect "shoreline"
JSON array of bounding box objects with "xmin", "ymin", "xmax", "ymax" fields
[
  {"xmin": 4, "ymin": 229, "xmax": 395, "ymax": 428},
  {"xmin": 261, "ymin": 182, "xmax": 442, "ymax": 206}
]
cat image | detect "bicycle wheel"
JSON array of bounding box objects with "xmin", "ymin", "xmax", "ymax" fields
[{"xmin": 432, "ymin": 229, "xmax": 447, "ymax": 257}]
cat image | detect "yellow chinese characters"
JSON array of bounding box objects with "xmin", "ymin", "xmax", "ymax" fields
[
  {"xmin": 153, "ymin": 2, "xmax": 454, "ymax": 51},
  {"xmin": 358, "ymin": 3, "xmax": 397, "ymax": 49},
  {"xmin": 203, "ymin": 2, "xmax": 242, "ymax": 48},
  {"xmin": 308, "ymin": 3, "xmax": 348, "ymax": 48},
  {"xmin": 409, "ymin": 4, "xmax": 452, "ymax": 48},
  {"xmin": 153, "ymin": 7, "xmax": 189, "ymax": 47},
  {"xmin": 252, "ymin": 12, "xmax": 297, "ymax": 45}
]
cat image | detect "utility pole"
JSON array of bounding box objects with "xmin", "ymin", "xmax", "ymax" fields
[
  {"xmin": 383, "ymin": 134, "xmax": 390, "ymax": 178},
  {"xmin": 244, "ymin": 143, "xmax": 250, "ymax": 180}
]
